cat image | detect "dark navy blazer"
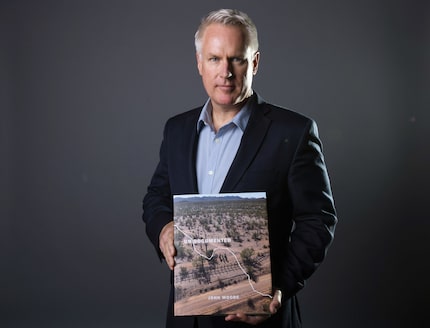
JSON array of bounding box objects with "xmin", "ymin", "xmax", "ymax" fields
[{"xmin": 143, "ymin": 93, "xmax": 337, "ymax": 328}]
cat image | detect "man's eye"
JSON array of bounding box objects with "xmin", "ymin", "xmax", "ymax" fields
[
  {"xmin": 232, "ymin": 57, "xmax": 244, "ymax": 63},
  {"xmin": 209, "ymin": 57, "xmax": 219, "ymax": 62}
]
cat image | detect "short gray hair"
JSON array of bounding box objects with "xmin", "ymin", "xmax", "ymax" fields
[{"xmin": 194, "ymin": 9, "xmax": 259, "ymax": 54}]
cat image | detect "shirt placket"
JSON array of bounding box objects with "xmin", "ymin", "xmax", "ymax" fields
[{"xmin": 207, "ymin": 131, "xmax": 222, "ymax": 193}]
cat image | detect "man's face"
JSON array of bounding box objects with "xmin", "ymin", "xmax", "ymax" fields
[{"xmin": 197, "ymin": 23, "xmax": 259, "ymax": 112}]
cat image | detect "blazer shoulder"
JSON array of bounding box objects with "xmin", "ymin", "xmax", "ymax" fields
[{"xmin": 261, "ymin": 101, "xmax": 314, "ymax": 127}]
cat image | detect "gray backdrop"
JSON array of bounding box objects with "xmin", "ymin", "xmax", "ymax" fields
[{"xmin": 1, "ymin": 0, "xmax": 429, "ymax": 327}]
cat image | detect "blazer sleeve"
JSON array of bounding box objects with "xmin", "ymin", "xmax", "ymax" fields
[
  {"xmin": 281, "ymin": 119, "xmax": 337, "ymax": 298},
  {"xmin": 142, "ymin": 120, "xmax": 174, "ymax": 260}
]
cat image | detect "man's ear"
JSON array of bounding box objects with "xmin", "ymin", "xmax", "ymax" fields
[{"xmin": 252, "ymin": 51, "xmax": 260, "ymax": 75}]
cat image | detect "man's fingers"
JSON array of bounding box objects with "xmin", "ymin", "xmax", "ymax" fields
[
  {"xmin": 269, "ymin": 289, "xmax": 282, "ymax": 314},
  {"xmin": 159, "ymin": 222, "xmax": 176, "ymax": 270},
  {"xmin": 225, "ymin": 313, "xmax": 247, "ymax": 323},
  {"xmin": 225, "ymin": 290, "xmax": 282, "ymax": 325},
  {"xmin": 165, "ymin": 254, "xmax": 175, "ymax": 270},
  {"xmin": 162, "ymin": 245, "xmax": 176, "ymax": 270},
  {"xmin": 225, "ymin": 313, "xmax": 268, "ymax": 325}
]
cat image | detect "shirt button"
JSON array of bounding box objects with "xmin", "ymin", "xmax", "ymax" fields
[
  {"xmin": 215, "ymin": 138, "xmax": 220, "ymax": 143},
  {"xmin": 208, "ymin": 170, "xmax": 214, "ymax": 175}
]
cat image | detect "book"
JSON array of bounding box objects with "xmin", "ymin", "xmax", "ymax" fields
[{"xmin": 173, "ymin": 192, "xmax": 272, "ymax": 316}]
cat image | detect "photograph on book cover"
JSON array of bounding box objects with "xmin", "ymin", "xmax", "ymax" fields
[{"xmin": 173, "ymin": 192, "xmax": 272, "ymax": 316}]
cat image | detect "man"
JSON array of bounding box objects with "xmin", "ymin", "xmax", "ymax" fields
[{"xmin": 143, "ymin": 9, "xmax": 337, "ymax": 328}]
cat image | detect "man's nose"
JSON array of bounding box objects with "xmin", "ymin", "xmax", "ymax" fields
[
  {"xmin": 219, "ymin": 61, "xmax": 233, "ymax": 79},
  {"xmin": 222, "ymin": 71, "xmax": 233, "ymax": 79},
  {"xmin": 220, "ymin": 60, "xmax": 233, "ymax": 79}
]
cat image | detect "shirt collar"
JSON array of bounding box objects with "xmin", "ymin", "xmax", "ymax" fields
[{"xmin": 197, "ymin": 95, "xmax": 254, "ymax": 133}]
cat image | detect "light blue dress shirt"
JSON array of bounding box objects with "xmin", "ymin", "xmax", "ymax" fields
[{"xmin": 196, "ymin": 97, "xmax": 253, "ymax": 194}]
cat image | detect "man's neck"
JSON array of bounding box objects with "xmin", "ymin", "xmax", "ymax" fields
[{"xmin": 211, "ymin": 99, "xmax": 249, "ymax": 132}]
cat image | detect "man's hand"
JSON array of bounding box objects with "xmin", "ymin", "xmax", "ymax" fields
[
  {"xmin": 159, "ymin": 221, "xmax": 176, "ymax": 270},
  {"xmin": 224, "ymin": 289, "xmax": 282, "ymax": 325}
]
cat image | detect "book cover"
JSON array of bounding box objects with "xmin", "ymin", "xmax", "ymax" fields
[{"xmin": 173, "ymin": 192, "xmax": 272, "ymax": 316}]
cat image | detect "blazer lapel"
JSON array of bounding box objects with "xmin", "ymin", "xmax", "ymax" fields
[{"xmin": 221, "ymin": 96, "xmax": 271, "ymax": 192}]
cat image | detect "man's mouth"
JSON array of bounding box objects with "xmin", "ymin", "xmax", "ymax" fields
[{"xmin": 217, "ymin": 85, "xmax": 234, "ymax": 91}]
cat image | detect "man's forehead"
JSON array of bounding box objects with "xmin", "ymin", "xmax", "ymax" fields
[
  {"xmin": 201, "ymin": 25, "xmax": 248, "ymax": 52},
  {"xmin": 202, "ymin": 23, "xmax": 245, "ymax": 39}
]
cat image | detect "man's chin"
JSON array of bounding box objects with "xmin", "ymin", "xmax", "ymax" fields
[{"xmin": 212, "ymin": 95, "xmax": 249, "ymax": 109}]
